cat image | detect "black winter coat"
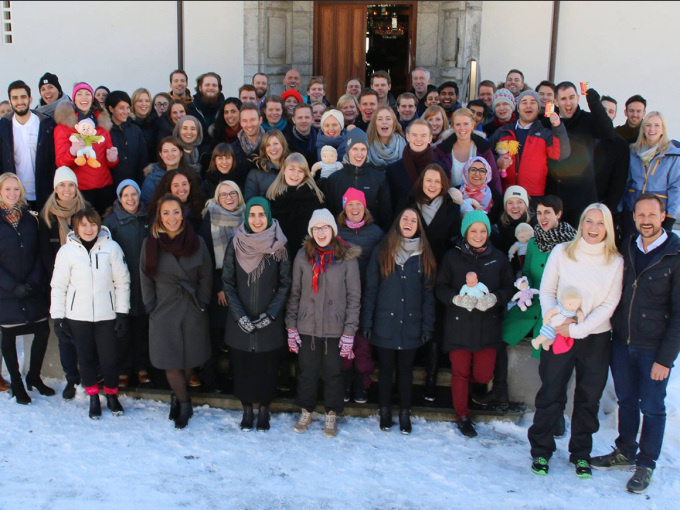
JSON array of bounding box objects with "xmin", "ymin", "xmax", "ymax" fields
[
  {"xmin": 362, "ymin": 246, "xmax": 435, "ymax": 350},
  {"xmin": 109, "ymin": 119, "xmax": 149, "ymax": 186},
  {"xmin": 435, "ymin": 240, "xmax": 514, "ymax": 352},
  {"xmin": 385, "ymin": 156, "xmax": 431, "ymax": 216},
  {"xmin": 337, "ymin": 223, "xmax": 384, "ymax": 284},
  {"xmin": 612, "ymin": 232, "xmax": 680, "ymax": 368},
  {"xmin": 409, "ymin": 195, "xmax": 461, "ymax": 263},
  {"xmin": 155, "ymin": 115, "xmax": 176, "ymax": 149},
  {"xmin": 38, "ymin": 214, "xmax": 64, "ymax": 279},
  {"xmin": 285, "ymin": 127, "xmax": 319, "ymax": 168},
  {"xmin": 221, "ymin": 238, "xmax": 291, "ymax": 353},
  {"xmin": 131, "ymin": 111, "xmax": 159, "ymax": 163},
  {"xmin": 230, "ymin": 139, "xmax": 258, "ymax": 191},
  {"xmin": 188, "ymin": 92, "xmax": 225, "ymax": 160},
  {"xmin": 269, "ymin": 184, "xmax": 324, "ymax": 260},
  {"xmin": 200, "ymin": 170, "xmax": 239, "ymax": 201},
  {"xmin": 0, "ymin": 208, "xmax": 49, "ymax": 325}
]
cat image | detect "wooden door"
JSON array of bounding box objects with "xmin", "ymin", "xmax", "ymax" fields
[{"xmin": 314, "ymin": 2, "xmax": 367, "ymax": 104}]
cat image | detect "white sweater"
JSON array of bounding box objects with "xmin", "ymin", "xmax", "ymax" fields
[{"xmin": 539, "ymin": 241, "xmax": 623, "ymax": 339}]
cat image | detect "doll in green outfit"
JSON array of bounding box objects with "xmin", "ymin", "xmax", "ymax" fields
[{"xmin": 69, "ymin": 118, "xmax": 105, "ymax": 167}]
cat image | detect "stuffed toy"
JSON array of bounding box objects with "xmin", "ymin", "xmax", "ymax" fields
[
  {"xmin": 508, "ymin": 222, "xmax": 534, "ymax": 277},
  {"xmin": 311, "ymin": 145, "xmax": 343, "ymax": 179},
  {"xmin": 531, "ymin": 287, "xmax": 585, "ymax": 354},
  {"xmin": 69, "ymin": 118, "xmax": 104, "ymax": 168},
  {"xmin": 494, "ymin": 139, "xmax": 520, "ymax": 178},
  {"xmin": 511, "ymin": 276, "xmax": 539, "ymax": 311},
  {"xmin": 456, "ymin": 271, "xmax": 489, "ymax": 311}
]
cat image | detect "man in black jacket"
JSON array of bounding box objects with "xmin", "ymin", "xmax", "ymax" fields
[
  {"xmin": 188, "ymin": 72, "xmax": 225, "ymax": 159},
  {"xmin": 591, "ymin": 194, "xmax": 680, "ymax": 494}
]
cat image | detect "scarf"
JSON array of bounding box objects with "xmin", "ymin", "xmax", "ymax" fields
[
  {"xmin": 224, "ymin": 124, "xmax": 242, "ymax": 144},
  {"xmin": 316, "ymin": 130, "xmax": 347, "ymax": 161},
  {"xmin": 262, "ymin": 117, "xmax": 288, "ymax": 132},
  {"xmin": 368, "ymin": 134, "xmax": 407, "ymax": 167},
  {"xmin": 310, "ymin": 246, "xmax": 335, "ymax": 293},
  {"xmin": 462, "ymin": 183, "xmax": 493, "ymax": 213},
  {"xmin": 207, "ymin": 201, "xmax": 244, "ymax": 269},
  {"xmin": 402, "ymin": 144, "xmax": 434, "ymax": 183},
  {"xmin": 144, "ymin": 221, "xmax": 200, "ymax": 279},
  {"xmin": 419, "ymin": 196, "xmax": 443, "ymax": 226},
  {"xmin": 233, "ymin": 220, "xmax": 288, "ymax": 286},
  {"xmin": 49, "ymin": 197, "xmax": 82, "ymax": 246},
  {"xmin": 345, "ymin": 219, "xmax": 365, "ymax": 229},
  {"xmin": 237, "ymin": 128, "xmax": 264, "ymax": 156},
  {"xmin": 533, "ymin": 221, "xmax": 577, "ymax": 253},
  {"xmin": 638, "ymin": 145, "xmax": 660, "ymax": 168},
  {"xmin": 463, "ymin": 239, "xmax": 491, "ymax": 257},
  {"xmin": 395, "ymin": 237, "xmax": 421, "ymax": 266},
  {"xmin": 0, "ymin": 203, "xmax": 22, "ymax": 230},
  {"xmin": 492, "ymin": 113, "xmax": 516, "ymax": 132}
]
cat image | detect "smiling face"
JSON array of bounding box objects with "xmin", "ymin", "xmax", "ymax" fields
[
  {"xmin": 340, "ymin": 101, "xmax": 357, "ymax": 124},
  {"xmin": 119, "ymin": 185, "xmax": 140, "ymax": 215},
  {"xmin": 505, "ymin": 72, "xmax": 524, "ymax": 95},
  {"xmin": 312, "ymin": 104, "xmax": 326, "ymax": 129},
  {"xmin": 94, "ymin": 88, "xmax": 108, "ymax": 109},
  {"xmin": 265, "ymin": 137, "xmax": 284, "ymax": 164},
  {"xmin": 311, "ymin": 223, "xmax": 332, "ymax": 247},
  {"xmin": 55, "ymin": 181, "xmax": 77, "ymax": 201},
  {"xmin": 248, "ymin": 205, "xmax": 268, "ymax": 233},
  {"xmin": 0, "ymin": 177, "xmax": 21, "ymax": 207},
  {"xmin": 398, "ymin": 98, "xmax": 417, "ymax": 121},
  {"xmin": 425, "ymin": 91, "xmax": 440, "ymax": 107},
  {"xmin": 9, "ymin": 87, "xmax": 31, "ymax": 117},
  {"xmin": 110, "ymin": 101, "xmax": 131, "ymax": 125},
  {"xmin": 359, "ymin": 95, "xmax": 378, "ymax": 121},
  {"xmin": 284, "ymin": 96, "xmax": 299, "ymax": 116},
  {"xmin": 466, "ymin": 222, "xmax": 488, "ymax": 248},
  {"xmin": 160, "ymin": 200, "xmax": 183, "ymax": 235},
  {"xmin": 466, "ymin": 161, "xmax": 488, "ymax": 187},
  {"xmin": 284, "ymin": 162, "xmax": 306, "ymax": 186},
  {"xmin": 581, "ymin": 208, "xmax": 606, "ymax": 244},
  {"xmin": 76, "ymin": 217, "xmax": 99, "ymax": 242},
  {"xmin": 643, "ymin": 115, "xmax": 663, "ymax": 146},
  {"xmin": 634, "ymin": 198, "xmax": 666, "ymax": 241},
  {"xmin": 505, "ymin": 198, "xmax": 527, "ymax": 220},
  {"xmin": 215, "ymin": 153, "xmax": 234, "ymax": 174},
  {"xmin": 478, "ymin": 85, "xmax": 494, "ymax": 108},
  {"xmin": 179, "ymin": 119, "xmax": 198, "ymax": 144},
  {"xmin": 74, "ymin": 89, "xmax": 93, "ymax": 114},
  {"xmin": 536, "ymin": 204, "xmax": 561, "ymax": 231},
  {"xmin": 265, "ymin": 102, "xmax": 283, "ymax": 125},
  {"xmin": 239, "ymin": 89, "xmax": 257, "ymax": 104},
  {"xmin": 375, "ymin": 109, "xmax": 395, "ymax": 141},
  {"xmin": 199, "ymin": 76, "xmax": 220, "ymax": 101},
  {"xmin": 240, "ymin": 109, "xmax": 262, "ymax": 138},
  {"xmin": 134, "ymin": 92, "xmax": 151, "ymax": 118},
  {"xmin": 344, "ymin": 200, "xmax": 365, "ymax": 223},
  {"xmin": 170, "ymin": 103, "xmax": 186, "ymax": 124},
  {"xmin": 322, "ymin": 115, "xmax": 342, "ymax": 138},
  {"xmin": 371, "ymin": 77, "xmax": 390, "ymax": 101},
  {"xmin": 348, "ymin": 143, "xmax": 368, "ymax": 166},
  {"xmin": 292, "ymin": 106, "xmax": 312, "ymax": 135},
  {"xmin": 153, "ymin": 95, "xmax": 169, "ymax": 116},
  {"xmin": 40, "ymin": 83, "xmax": 59, "ymax": 104},
  {"xmin": 625, "ymin": 101, "xmax": 646, "ymax": 129},
  {"xmin": 170, "ymin": 174, "xmax": 190, "ymax": 203},
  {"xmin": 452, "ymin": 114, "xmax": 474, "ymax": 140},
  {"xmin": 170, "ymin": 72, "xmax": 187, "ymax": 97},
  {"xmin": 223, "ymin": 102, "xmax": 240, "ymax": 128},
  {"xmin": 556, "ymin": 86, "xmax": 579, "ymax": 119},
  {"xmin": 406, "ymin": 123, "xmax": 432, "ymax": 153},
  {"xmin": 159, "ymin": 142, "xmax": 182, "ymax": 169},
  {"xmin": 346, "ymin": 79, "xmax": 362, "ymax": 97},
  {"xmin": 518, "ymin": 96, "xmax": 539, "ymax": 124},
  {"xmin": 399, "ymin": 209, "xmax": 418, "ymax": 238},
  {"xmin": 537, "ymin": 85, "xmax": 555, "ymax": 108},
  {"xmin": 494, "ymin": 102, "xmax": 513, "ymax": 122},
  {"xmin": 422, "ymin": 169, "xmax": 442, "ymax": 200},
  {"xmin": 253, "ymin": 74, "xmax": 268, "ymax": 98},
  {"xmin": 439, "ymin": 87, "xmax": 457, "ymax": 109},
  {"xmin": 217, "ymin": 183, "xmax": 239, "ymax": 211},
  {"xmin": 469, "ymin": 105, "xmax": 485, "ymax": 127},
  {"xmin": 308, "ymin": 83, "xmax": 325, "ymax": 102},
  {"xmin": 426, "ymin": 112, "xmax": 444, "ymax": 136},
  {"xmin": 284, "ymin": 70, "xmax": 302, "ymax": 91},
  {"xmin": 412, "ymin": 70, "xmax": 429, "ymax": 95}
]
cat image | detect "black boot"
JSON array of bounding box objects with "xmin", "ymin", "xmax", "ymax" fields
[
  {"xmin": 168, "ymin": 393, "xmax": 179, "ymax": 421},
  {"xmin": 89, "ymin": 394, "xmax": 102, "ymax": 420},
  {"xmin": 106, "ymin": 394, "xmax": 124, "ymax": 416},
  {"xmin": 25, "ymin": 372, "xmax": 56, "ymax": 396},
  {"xmin": 456, "ymin": 415, "xmax": 477, "ymax": 438},
  {"xmin": 62, "ymin": 381, "xmax": 76, "ymax": 400},
  {"xmin": 10, "ymin": 379, "xmax": 31, "ymax": 405},
  {"xmin": 423, "ymin": 340, "xmax": 439, "ymax": 402},
  {"xmin": 379, "ymin": 406, "xmax": 393, "ymax": 431},
  {"xmin": 256, "ymin": 404, "xmax": 270, "ymax": 432},
  {"xmin": 175, "ymin": 402, "xmax": 193, "ymax": 429},
  {"xmin": 240, "ymin": 404, "xmax": 254, "ymax": 431},
  {"xmin": 399, "ymin": 408, "xmax": 412, "ymax": 435}
]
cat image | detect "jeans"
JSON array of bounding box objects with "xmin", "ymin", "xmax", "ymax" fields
[{"xmin": 610, "ymin": 340, "xmax": 671, "ymax": 469}]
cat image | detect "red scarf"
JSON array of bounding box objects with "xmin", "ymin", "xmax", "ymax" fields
[
  {"xmin": 144, "ymin": 222, "xmax": 200, "ymax": 279},
  {"xmin": 310, "ymin": 247, "xmax": 334, "ymax": 293},
  {"xmin": 492, "ymin": 112, "xmax": 516, "ymax": 131},
  {"xmin": 225, "ymin": 124, "xmax": 242, "ymax": 143}
]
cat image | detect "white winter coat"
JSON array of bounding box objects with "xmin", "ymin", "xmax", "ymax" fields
[{"xmin": 50, "ymin": 226, "xmax": 131, "ymax": 321}]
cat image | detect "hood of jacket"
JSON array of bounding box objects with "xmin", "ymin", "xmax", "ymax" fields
[
  {"xmin": 55, "ymin": 101, "xmax": 112, "ymax": 132},
  {"xmin": 301, "ymin": 236, "xmax": 362, "ymax": 261},
  {"xmin": 112, "ymin": 199, "xmax": 147, "ymax": 223}
]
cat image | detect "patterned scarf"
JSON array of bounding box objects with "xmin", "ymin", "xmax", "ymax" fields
[
  {"xmin": 533, "ymin": 221, "xmax": 577, "ymax": 253},
  {"xmin": 206, "ymin": 201, "xmax": 244, "ymax": 269},
  {"xmin": 237, "ymin": 128, "xmax": 264, "ymax": 156},
  {"xmin": 638, "ymin": 145, "xmax": 660, "ymax": 168},
  {"xmin": 233, "ymin": 220, "xmax": 288, "ymax": 286},
  {"xmin": 0, "ymin": 203, "xmax": 22, "ymax": 229},
  {"xmin": 368, "ymin": 134, "xmax": 407, "ymax": 167},
  {"xmin": 310, "ymin": 246, "xmax": 335, "ymax": 293}
]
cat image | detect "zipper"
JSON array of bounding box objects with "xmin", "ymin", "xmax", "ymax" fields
[{"xmin": 70, "ymin": 291, "xmax": 77, "ymax": 310}]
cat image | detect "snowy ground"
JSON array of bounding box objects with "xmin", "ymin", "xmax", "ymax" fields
[{"xmin": 1, "ymin": 372, "xmax": 679, "ymax": 510}]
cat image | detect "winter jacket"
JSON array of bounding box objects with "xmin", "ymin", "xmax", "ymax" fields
[
  {"xmin": 337, "ymin": 223, "xmax": 384, "ymax": 284},
  {"xmin": 285, "ymin": 127, "xmax": 319, "ymax": 168},
  {"xmin": 131, "ymin": 111, "xmax": 159, "ymax": 163},
  {"xmin": 612, "ymin": 232, "xmax": 680, "ymax": 368},
  {"xmin": 323, "ymin": 161, "xmax": 392, "ymax": 230},
  {"xmin": 0, "ymin": 111, "xmax": 56, "ymax": 209},
  {"xmin": 50, "ymin": 227, "xmax": 130, "ymax": 322},
  {"xmin": 435, "ymin": 239, "xmax": 514, "ymax": 352},
  {"xmin": 53, "ymin": 102, "xmax": 118, "ymax": 191},
  {"xmin": 230, "ymin": 139, "xmax": 259, "ymax": 191},
  {"xmin": 434, "ymin": 133, "xmax": 502, "ymax": 194},
  {"xmin": 154, "ymin": 115, "xmax": 176, "ymax": 149},
  {"xmin": 109, "ymin": 119, "xmax": 149, "ymax": 187},
  {"xmin": 621, "ymin": 145, "xmax": 680, "ymax": 219},
  {"xmin": 38, "ymin": 213, "xmax": 67, "ymax": 278},
  {"xmin": 0, "ymin": 208, "xmax": 49, "ymax": 325},
  {"xmin": 285, "ymin": 240, "xmax": 361, "ymax": 338},
  {"xmin": 187, "ymin": 91, "xmax": 225, "ymax": 159},
  {"xmin": 362, "ymin": 246, "xmax": 435, "ymax": 350},
  {"xmin": 490, "ymin": 120, "xmax": 570, "ymax": 196},
  {"xmin": 139, "ymin": 236, "xmax": 212, "ymax": 369},
  {"xmin": 269, "ymin": 184, "xmax": 325, "ymax": 260},
  {"xmin": 102, "ymin": 201, "xmax": 150, "ymax": 316},
  {"xmin": 385, "ymin": 156, "xmax": 431, "ymax": 215},
  {"xmin": 200, "ymin": 170, "xmax": 237, "ymax": 201},
  {"xmin": 221, "ymin": 238, "xmax": 292, "ymax": 353},
  {"xmin": 409, "ymin": 194, "xmax": 462, "ymax": 263},
  {"xmin": 140, "ymin": 163, "xmax": 165, "ymax": 207},
  {"xmin": 243, "ymin": 168, "xmax": 277, "ymax": 201}
]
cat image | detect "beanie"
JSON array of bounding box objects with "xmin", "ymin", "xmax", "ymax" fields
[
  {"xmin": 492, "ymin": 88, "xmax": 516, "ymax": 110},
  {"xmin": 503, "ymin": 185, "xmax": 530, "ymax": 209},
  {"xmin": 116, "ymin": 179, "xmax": 141, "ymax": 199},
  {"xmin": 38, "ymin": 72, "xmax": 63, "ymax": 95},
  {"xmin": 517, "ymin": 90, "xmax": 540, "ymax": 106},
  {"xmin": 281, "ymin": 89, "xmax": 303, "ymax": 104},
  {"xmin": 53, "ymin": 166, "xmax": 78, "ymax": 189},
  {"xmin": 320, "ymin": 109, "xmax": 344, "ymax": 130},
  {"xmin": 345, "ymin": 128, "xmax": 368, "ymax": 151},
  {"xmin": 342, "ymin": 187, "xmax": 366, "ymax": 209},
  {"xmin": 307, "ymin": 208, "xmax": 338, "ymax": 237},
  {"xmin": 461, "ymin": 210, "xmax": 491, "ymax": 237},
  {"xmin": 72, "ymin": 82, "xmax": 94, "ymax": 99}
]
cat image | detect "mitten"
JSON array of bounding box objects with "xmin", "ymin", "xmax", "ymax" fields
[
  {"xmin": 287, "ymin": 329, "xmax": 301, "ymax": 353},
  {"xmin": 339, "ymin": 334, "xmax": 355, "ymax": 360},
  {"xmin": 253, "ymin": 313, "xmax": 273, "ymax": 329},
  {"xmin": 238, "ymin": 316, "xmax": 256, "ymax": 334},
  {"xmin": 475, "ymin": 293, "xmax": 498, "ymax": 312},
  {"xmin": 453, "ymin": 294, "xmax": 477, "ymax": 310},
  {"xmin": 54, "ymin": 319, "xmax": 72, "ymax": 340},
  {"xmin": 114, "ymin": 313, "xmax": 129, "ymax": 337}
]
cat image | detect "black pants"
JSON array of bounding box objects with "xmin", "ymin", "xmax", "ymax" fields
[
  {"xmin": 491, "ymin": 342, "xmax": 508, "ymax": 395},
  {"xmin": 67, "ymin": 319, "xmax": 118, "ymax": 390},
  {"xmin": 56, "ymin": 324, "xmax": 81, "ymax": 384},
  {"xmin": 296, "ymin": 335, "xmax": 344, "ymax": 414},
  {"xmin": 377, "ymin": 347, "xmax": 417, "ymax": 409},
  {"xmin": 1, "ymin": 321, "xmax": 50, "ymax": 381},
  {"xmin": 231, "ymin": 347, "xmax": 281, "ymax": 406},
  {"xmin": 118, "ymin": 314, "xmax": 149, "ymax": 375},
  {"xmin": 528, "ymin": 331, "xmax": 611, "ymax": 461}
]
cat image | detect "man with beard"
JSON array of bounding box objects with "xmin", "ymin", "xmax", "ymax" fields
[
  {"xmin": 188, "ymin": 72, "xmax": 225, "ymax": 158},
  {"xmin": 615, "ymin": 95, "xmax": 647, "ymax": 143},
  {"xmin": 169, "ymin": 69, "xmax": 192, "ymax": 104},
  {"xmin": 229, "ymin": 103, "xmax": 264, "ymax": 190},
  {"xmin": 252, "ymin": 72, "xmax": 269, "ymax": 108},
  {"xmin": 0, "ymin": 80, "xmax": 56, "ymax": 210}
]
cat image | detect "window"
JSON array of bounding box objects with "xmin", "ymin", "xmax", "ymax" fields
[{"xmin": 2, "ymin": 1, "xmax": 12, "ymax": 45}]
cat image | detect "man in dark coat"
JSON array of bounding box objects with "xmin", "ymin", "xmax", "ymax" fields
[
  {"xmin": 615, "ymin": 94, "xmax": 647, "ymax": 144},
  {"xmin": 188, "ymin": 72, "xmax": 225, "ymax": 159},
  {"xmin": 230, "ymin": 103, "xmax": 263, "ymax": 190}
]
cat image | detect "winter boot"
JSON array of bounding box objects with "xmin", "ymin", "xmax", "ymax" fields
[
  {"xmin": 175, "ymin": 401, "xmax": 193, "ymax": 429},
  {"xmin": 256, "ymin": 405, "xmax": 270, "ymax": 432},
  {"xmin": 62, "ymin": 381, "xmax": 76, "ymax": 400},
  {"xmin": 168, "ymin": 393, "xmax": 179, "ymax": 421},
  {"xmin": 323, "ymin": 411, "xmax": 338, "ymax": 437},
  {"xmin": 379, "ymin": 406, "xmax": 393, "ymax": 431},
  {"xmin": 26, "ymin": 372, "xmax": 55, "ymax": 396},
  {"xmin": 399, "ymin": 408, "xmax": 412, "ymax": 435},
  {"xmin": 106, "ymin": 394, "xmax": 124, "ymax": 416},
  {"xmin": 456, "ymin": 415, "xmax": 477, "ymax": 437},
  {"xmin": 240, "ymin": 404, "xmax": 254, "ymax": 431},
  {"xmin": 10, "ymin": 379, "xmax": 31, "ymax": 405},
  {"xmin": 353, "ymin": 373, "xmax": 367, "ymax": 404},
  {"xmin": 89, "ymin": 394, "xmax": 102, "ymax": 420}
]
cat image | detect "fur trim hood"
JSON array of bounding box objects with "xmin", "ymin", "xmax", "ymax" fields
[
  {"xmin": 302, "ymin": 236, "xmax": 361, "ymax": 261},
  {"xmin": 55, "ymin": 101, "xmax": 112, "ymax": 132}
]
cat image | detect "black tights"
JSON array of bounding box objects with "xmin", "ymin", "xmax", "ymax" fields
[{"xmin": 166, "ymin": 368, "xmax": 193, "ymax": 403}]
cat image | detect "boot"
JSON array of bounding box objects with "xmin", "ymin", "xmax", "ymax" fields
[
  {"xmin": 26, "ymin": 372, "xmax": 56, "ymax": 396},
  {"xmin": 175, "ymin": 401, "xmax": 193, "ymax": 429},
  {"xmin": 10, "ymin": 379, "xmax": 31, "ymax": 405},
  {"xmin": 62, "ymin": 381, "xmax": 76, "ymax": 400},
  {"xmin": 168, "ymin": 393, "xmax": 179, "ymax": 421},
  {"xmin": 379, "ymin": 406, "xmax": 393, "ymax": 431},
  {"xmin": 106, "ymin": 394, "xmax": 124, "ymax": 416},
  {"xmin": 89, "ymin": 394, "xmax": 102, "ymax": 419},
  {"xmin": 423, "ymin": 340, "xmax": 439, "ymax": 402},
  {"xmin": 353, "ymin": 373, "xmax": 367, "ymax": 404},
  {"xmin": 240, "ymin": 404, "xmax": 254, "ymax": 431},
  {"xmin": 456, "ymin": 415, "xmax": 477, "ymax": 438},
  {"xmin": 399, "ymin": 408, "xmax": 412, "ymax": 435},
  {"xmin": 256, "ymin": 404, "xmax": 270, "ymax": 432}
]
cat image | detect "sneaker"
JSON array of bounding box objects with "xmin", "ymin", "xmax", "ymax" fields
[
  {"xmin": 118, "ymin": 375, "xmax": 129, "ymax": 388},
  {"xmin": 188, "ymin": 373, "xmax": 201, "ymax": 387},
  {"xmin": 531, "ymin": 457, "xmax": 549, "ymax": 475},
  {"xmin": 293, "ymin": 409, "xmax": 313, "ymax": 433},
  {"xmin": 626, "ymin": 466, "xmax": 653, "ymax": 494},
  {"xmin": 591, "ymin": 447, "xmax": 635, "ymax": 470},
  {"xmin": 354, "ymin": 387, "xmax": 367, "ymax": 404},
  {"xmin": 572, "ymin": 459, "xmax": 592, "ymax": 478},
  {"xmin": 344, "ymin": 387, "xmax": 351, "ymax": 403},
  {"xmin": 323, "ymin": 411, "xmax": 338, "ymax": 437},
  {"xmin": 456, "ymin": 415, "xmax": 477, "ymax": 438}
]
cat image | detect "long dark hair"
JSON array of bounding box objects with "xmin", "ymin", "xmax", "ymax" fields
[
  {"xmin": 378, "ymin": 207, "xmax": 436, "ymax": 279},
  {"xmin": 212, "ymin": 98, "xmax": 243, "ymax": 143},
  {"xmin": 147, "ymin": 168, "xmax": 205, "ymax": 220},
  {"xmin": 164, "ymin": 99, "xmax": 187, "ymax": 126},
  {"xmin": 411, "ymin": 163, "xmax": 451, "ymax": 205}
]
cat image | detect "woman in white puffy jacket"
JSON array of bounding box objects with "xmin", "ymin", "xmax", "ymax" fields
[{"xmin": 50, "ymin": 206, "xmax": 130, "ymax": 419}]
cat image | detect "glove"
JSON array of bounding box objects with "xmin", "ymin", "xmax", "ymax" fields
[
  {"xmin": 287, "ymin": 329, "xmax": 301, "ymax": 353},
  {"xmin": 253, "ymin": 313, "xmax": 273, "ymax": 329},
  {"xmin": 114, "ymin": 313, "xmax": 129, "ymax": 337},
  {"xmin": 13, "ymin": 283, "xmax": 32, "ymax": 299},
  {"xmin": 453, "ymin": 295, "xmax": 477, "ymax": 310},
  {"xmin": 339, "ymin": 334, "xmax": 355, "ymax": 360},
  {"xmin": 238, "ymin": 316, "xmax": 256, "ymax": 334},
  {"xmin": 362, "ymin": 329, "xmax": 372, "ymax": 341},
  {"xmin": 475, "ymin": 293, "xmax": 498, "ymax": 312},
  {"xmin": 54, "ymin": 319, "xmax": 72, "ymax": 340},
  {"xmin": 421, "ymin": 332, "xmax": 433, "ymax": 343}
]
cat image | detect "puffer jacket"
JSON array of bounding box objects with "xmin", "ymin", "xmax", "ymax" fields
[
  {"xmin": 140, "ymin": 163, "xmax": 165, "ymax": 207},
  {"xmin": 50, "ymin": 226, "xmax": 130, "ymax": 321}
]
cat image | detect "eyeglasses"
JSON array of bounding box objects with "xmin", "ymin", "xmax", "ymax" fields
[
  {"xmin": 155, "ymin": 102, "xmax": 169, "ymax": 108},
  {"xmin": 311, "ymin": 225, "xmax": 332, "ymax": 234},
  {"xmin": 468, "ymin": 167, "xmax": 488, "ymax": 175},
  {"xmin": 218, "ymin": 191, "xmax": 239, "ymax": 199}
]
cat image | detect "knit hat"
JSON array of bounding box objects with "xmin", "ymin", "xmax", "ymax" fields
[
  {"xmin": 461, "ymin": 210, "xmax": 491, "ymax": 237},
  {"xmin": 72, "ymin": 82, "xmax": 94, "ymax": 98},
  {"xmin": 321, "ymin": 109, "xmax": 344, "ymax": 130},
  {"xmin": 492, "ymin": 88, "xmax": 516, "ymax": 110},
  {"xmin": 342, "ymin": 187, "xmax": 366, "ymax": 209},
  {"xmin": 53, "ymin": 166, "xmax": 78, "ymax": 189},
  {"xmin": 307, "ymin": 208, "xmax": 338, "ymax": 237},
  {"xmin": 503, "ymin": 185, "xmax": 530, "ymax": 209},
  {"xmin": 346, "ymin": 128, "xmax": 368, "ymax": 151},
  {"xmin": 38, "ymin": 72, "xmax": 63, "ymax": 95},
  {"xmin": 244, "ymin": 197, "xmax": 272, "ymax": 233},
  {"xmin": 281, "ymin": 89, "xmax": 303, "ymax": 104},
  {"xmin": 517, "ymin": 90, "xmax": 540, "ymax": 106},
  {"xmin": 116, "ymin": 179, "xmax": 141, "ymax": 199}
]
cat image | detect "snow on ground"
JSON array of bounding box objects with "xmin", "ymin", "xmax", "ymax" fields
[{"xmin": 1, "ymin": 372, "xmax": 679, "ymax": 510}]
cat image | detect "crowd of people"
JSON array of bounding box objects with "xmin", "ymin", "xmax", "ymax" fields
[{"xmin": 1, "ymin": 65, "xmax": 679, "ymax": 494}]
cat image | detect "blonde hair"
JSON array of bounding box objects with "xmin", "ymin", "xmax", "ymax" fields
[
  {"xmin": 201, "ymin": 180, "xmax": 244, "ymax": 218},
  {"xmin": 423, "ymin": 105, "xmax": 450, "ymax": 132},
  {"xmin": 336, "ymin": 94, "xmax": 359, "ymax": 112},
  {"xmin": 254, "ymin": 130, "xmax": 289, "ymax": 171},
  {"xmin": 565, "ymin": 203, "xmax": 619, "ymax": 263},
  {"xmin": 266, "ymin": 152, "xmax": 324, "ymax": 202},
  {"xmin": 0, "ymin": 173, "xmax": 28, "ymax": 208},
  {"xmin": 130, "ymin": 88, "xmax": 152, "ymax": 118},
  {"xmin": 451, "ymin": 107, "xmax": 476, "ymax": 126},
  {"xmin": 40, "ymin": 187, "xmax": 87, "ymax": 228},
  {"xmin": 631, "ymin": 111, "xmax": 671, "ymax": 154},
  {"xmin": 366, "ymin": 106, "xmax": 404, "ymax": 146}
]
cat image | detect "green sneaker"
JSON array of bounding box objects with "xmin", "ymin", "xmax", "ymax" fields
[
  {"xmin": 573, "ymin": 459, "xmax": 592, "ymax": 478},
  {"xmin": 591, "ymin": 447, "xmax": 635, "ymax": 470},
  {"xmin": 626, "ymin": 466, "xmax": 653, "ymax": 494},
  {"xmin": 531, "ymin": 457, "xmax": 549, "ymax": 475}
]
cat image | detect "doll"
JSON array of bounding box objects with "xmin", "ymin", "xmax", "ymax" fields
[
  {"xmin": 495, "ymin": 139, "xmax": 520, "ymax": 178},
  {"xmin": 457, "ymin": 272, "xmax": 489, "ymax": 311},
  {"xmin": 510, "ymin": 276, "xmax": 539, "ymax": 311},
  {"xmin": 508, "ymin": 222, "xmax": 534, "ymax": 277},
  {"xmin": 311, "ymin": 145, "xmax": 343, "ymax": 179},
  {"xmin": 531, "ymin": 287, "xmax": 585, "ymax": 354},
  {"xmin": 69, "ymin": 118, "xmax": 104, "ymax": 168}
]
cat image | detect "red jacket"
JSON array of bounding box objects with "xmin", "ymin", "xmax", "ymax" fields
[
  {"xmin": 54, "ymin": 103, "xmax": 118, "ymax": 191},
  {"xmin": 490, "ymin": 120, "xmax": 570, "ymax": 196}
]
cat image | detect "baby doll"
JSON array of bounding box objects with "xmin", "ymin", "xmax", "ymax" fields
[
  {"xmin": 69, "ymin": 118, "xmax": 104, "ymax": 168},
  {"xmin": 510, "ymin": 276, "xmax": 539, "ymax": 311},
  {"xmin": 311, "ymin": 145, "xmax": 343, "ymax": 179},
  {"xmin": 508, "ymin": 222, "xmax": 534, "ymax": 277},
  {"xmin": 457, "ymin": 271, "xmax": 489, "ymax": 311},
  {"xmin": 495, "ymin": 140, "xmax": 520, "ymax": 179},
  {"xmin": 531, "ymin": 287, "xmax": 585, "ymax": 354}
]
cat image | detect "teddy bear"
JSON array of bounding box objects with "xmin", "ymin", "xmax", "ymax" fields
[
  {"xmin": 531, "ymin": 287, "xmax": 585, "ymax": 354},
  {"xmin": 511, "ymin": 276, "xmax": 539, "ymax": 311},
  {"xmin": 311, "ymin": 145, "xmax": 343, "ymax": 179},
  {"xmin": 69, "ymin": 118, "xmax": 105, "ymax": 168},
  {"xmin": 495, "ymin": 139, "xmax": 520, "ymax": 178}
]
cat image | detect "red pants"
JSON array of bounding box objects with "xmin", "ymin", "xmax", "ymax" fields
[{"xmin": 449, "ymin": 348, "xmax": 497, "ymax": 418}]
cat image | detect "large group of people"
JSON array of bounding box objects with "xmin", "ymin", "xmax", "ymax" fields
[{"xmin": 1, "ymin": 65, "xmax": 679, "ymax": 494}]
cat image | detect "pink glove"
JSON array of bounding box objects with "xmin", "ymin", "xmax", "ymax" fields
[
  {"xmin": 339, "ymin": 334, "xmax": 355, "ymax": 360},
  {"xmin": 287, "ymin": 329, "xmax": 301, "ymax": 354}
]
